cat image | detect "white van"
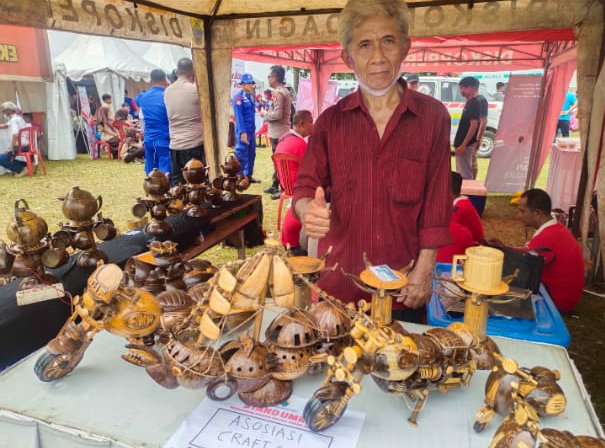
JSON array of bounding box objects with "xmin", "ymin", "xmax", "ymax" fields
[
  {"xmin": 335, "ymin": 76, "xmax": 502, "ymax": 157},
  {"xmin": 417, "ymin": 76, "xmax": 502, "ymax": 158}
]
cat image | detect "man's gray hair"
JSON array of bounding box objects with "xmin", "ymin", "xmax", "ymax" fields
[
  {"xmin": 338, "ymin": 0, "xmax": 410, "ymax": 50},
  {"xmin": 1, "ymin": 101, "xmax": 18, "ymax": 112}
]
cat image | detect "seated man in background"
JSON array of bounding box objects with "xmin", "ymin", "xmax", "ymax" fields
[
  {"xmin": 451, "ymin": 171, "xmax": 484, "ymax": 244},
  {"xmin": 436, "ymin": 172, "xmax": 479, "ymax": 263},
  {"xmin": 0, "ymin": 101, "xmax": 29, "ymax": 177},
  {"xmin": 275, "ymin": 110, "xmax": 314, "ymax": 253},
  {"xmin": 512, "ymin": 189, "xmax": 584, "ymax": 313}
]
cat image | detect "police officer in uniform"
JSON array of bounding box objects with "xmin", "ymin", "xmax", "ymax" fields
[{"xmin": 232, "ymin": 73, "xmax": 259, "ymax": 182}]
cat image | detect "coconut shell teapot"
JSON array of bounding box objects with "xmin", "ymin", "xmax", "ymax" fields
[
  {"xmin": 220, "ymin": 154, "xmax": 242, "ymax": 177},
  {"xmin": 182, "ymin": 158, "xmax": 209, "ymax": 185},
  {"xmin": 59, "ymin": 186, "xmax": 102, "ymax": 224},
  {"xmin": 143, "ymin": 169, "xmax": 171, "ymax": 199},
  {"xmin": 6, "ymin": 199, "xmax": 49, "ymax": 252}
]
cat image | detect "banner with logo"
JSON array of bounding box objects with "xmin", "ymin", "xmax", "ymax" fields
[{"xmin": 485, "ymin": 74, "xmax": 542, "ymax": 193}]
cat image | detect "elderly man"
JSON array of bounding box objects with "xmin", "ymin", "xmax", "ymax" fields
[
  {"xmin": 0, "ymin": 101, "xmax": 29, "ymax": 177},
  {"xmin": 164, "ymin": 58, "xmax": 206, "ymax": 186},
  {"xmin": 136, "ymin": 69, "xmax": 171, "ymax": 176},
  {"xmin": 293, "ymin": 0, "xmax": 452, "ymax": 323}
]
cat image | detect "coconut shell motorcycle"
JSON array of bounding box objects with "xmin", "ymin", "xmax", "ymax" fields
[{"xmin": 34, "ymin": 263, "xmax": 162, "ymax": 382}]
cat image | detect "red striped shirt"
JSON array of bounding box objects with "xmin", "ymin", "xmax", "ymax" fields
[{"xmin": 293, "ymin": 82, "xmax": 453, "ymax": 309}]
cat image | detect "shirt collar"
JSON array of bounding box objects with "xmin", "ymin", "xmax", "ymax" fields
[
  {"xmin": 341, "ymin": 78, "xmax": 420, "ymax": 117},
  {"xmin": 532, "ymin": 218, "xmax": 557, "ymax": 238}
]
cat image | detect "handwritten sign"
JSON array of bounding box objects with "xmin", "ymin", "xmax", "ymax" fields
[{"xmin": 164, "ymin": 394, "xmax": 364, "ymax": 448}]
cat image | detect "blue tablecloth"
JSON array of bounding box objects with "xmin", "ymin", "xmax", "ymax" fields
[{"xmin": 428, "ymin": 262, "xmax": 570, "ymax": 347}]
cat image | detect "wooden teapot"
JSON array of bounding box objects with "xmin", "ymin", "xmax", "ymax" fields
[
  {"xmin": 59, "ymin": 186, "xmax": 102, "ymax": 223},
  {"xmin": 6, "ymin": 199, "xmax": 49, "ymax": 251}
]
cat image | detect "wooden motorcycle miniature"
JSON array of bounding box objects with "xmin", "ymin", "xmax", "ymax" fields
[
  {"xmin": 489, "ymin": 384, "xmax": 604, "ymax": 448},
  {"xmin": 34, "ymin": 263, "xmax": 164, "ymax": 382},
  {"xmin": 303, "ymin": 260, "xmax": 480, "ymax": 431},
  {"xmin": 474, "ymin": 352, "xmax": 566, "ymax": 432}
]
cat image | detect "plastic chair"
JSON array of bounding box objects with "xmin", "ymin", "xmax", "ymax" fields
[
  {"xmin": 89, "ymin": 122, "xmax": 113, "ymax": 160},
  {"xmin": 111, "ymin": 121, "xmax": 131, "ymax": 161},
  {"xmin": 16, "ymin": 125, "xmax": 46, "ymax": 176},
  {"xmin": 256, "ymin": 122, "xmax": 270, "ymax": 147},
  {"xmin": 271, "ymin": 152, "xmax": 301, "ymax": 231}
]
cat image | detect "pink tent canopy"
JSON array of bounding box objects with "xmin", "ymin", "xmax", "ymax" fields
[{"xmin": 234, "ymin": 28, "xmax": 577, "ymax": 190}]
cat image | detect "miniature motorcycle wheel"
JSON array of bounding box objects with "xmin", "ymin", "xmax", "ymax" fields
[
  {"xmin": 303, "ymin": 397, "xmax": 347, "ymax": 432},
  {"xmin": 34, "ymin": 349, "xmax": 86, "ymax": 382}
]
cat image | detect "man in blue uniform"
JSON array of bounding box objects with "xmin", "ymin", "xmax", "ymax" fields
[
  {"xmin": 232, "ymin": 73, "xmax": 259, "ymax": 182},
  {"xmin": 135, "ymin": 69, "xmax": 171, "ymax": 176}
]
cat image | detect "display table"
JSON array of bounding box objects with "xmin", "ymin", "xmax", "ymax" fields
[
  {"xmin": 428, "ymin": 263, "xmax": 571, "ymax": 347},
  {"xmin": 546, "ymin": 138, "xmax": 582, "ymax": 213},
  {"xmin": 0, "ymin": 195, "xmax": 262, "ymax": 370},
  {"xmin": 0, "ymin": 322, "xmax": 601, "ymax": 448}
]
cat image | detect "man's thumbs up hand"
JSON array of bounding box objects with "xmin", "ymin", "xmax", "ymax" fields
[{"xmin": 301, "ymin": 186, "xmax": 331, "ymax": 239}]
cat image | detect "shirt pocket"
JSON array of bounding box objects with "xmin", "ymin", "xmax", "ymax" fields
[{"xmin": 389, "ymin": 157, "xmax": 426, "ymax": 205}]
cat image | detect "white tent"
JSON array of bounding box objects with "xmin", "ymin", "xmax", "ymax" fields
[
  {"xmin": 54, "ymin": 35, "xmax": 159, "ymax": 114},
  {"xmin": 143, "ymin": 43, "xmax": 191, "ymax": 74}
]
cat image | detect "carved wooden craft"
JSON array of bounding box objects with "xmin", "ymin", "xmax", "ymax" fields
[
  {"xmin": 34, "ymin": 263, "xmax": 164, "ymax": 382},
  {"xmin": 132, "ymin": 168, "xmax": 175, "ymax": 238},
  {"xmin": 302, "ymin": 257, "xmax": 490, "ymax": 432},
  {"xmin": 489, "ymin": 385, "xmax": 603, "ymax": 448},
  {"xmin": 211, "ymin": 153, "xmax": 250, "ymax": 202},
  {"xmin": 182, "ymin": 158, "xmax": 212, "ymax": 217},
  {"xmin": 474, "ymin": 353, "xmax": 566, "ymax": 432},
  {"xmin": 48, "ymin": 186, "xmax": 117, "ymax": 268},
  {"xmin": 3, "ymin": 199, "xmax": 58, "ymax": 288}
]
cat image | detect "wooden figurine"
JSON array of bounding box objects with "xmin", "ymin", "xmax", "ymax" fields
[
  {"xmin": 182, "ymin": 158, "xmax": 211, "ymax": 217},
  {"xmin": 4, "ymin": 199, "xmax": 58, "ymax": 289},
  {"xmin": 132, "ymin": 168, "xmax": 174, "ymax": 238},
  {"xmin": 489, "ymin": 384, "xmax": 602, "ymax": 448},
  {"xmin": 303, "ymin": 257, "xmax": 481, "ymax": 431},
  {"xmin": 211, "ymin": 153, "xmax": 250, "ymax": 202},
  {"xmin": 474, "ymin": 352, "xmax": 566, "ymax": 432},
  {"xmin": 34, "ymin": 263, "xmax": 164, "ymax": 382},
  {"xmin": 50, "ymin": 186, "xmax": 117, "ymax": 268}
]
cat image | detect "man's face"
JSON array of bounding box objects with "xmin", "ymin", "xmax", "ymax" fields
[
  {"xmin": 267, "ymin": 73, "xmax": 278, "ymax": 89},
  {"xmin": 104, "ymin": 97, "xmax": 112, "ymax": 105},
  {"xmin": 341, "ymin": 15, "xmax": 410, "ymax": 92},
  {"xmin": 297, "ymin": 117, "xmax": 314, "ymax": 137},
  {"xmin": 517, "ymin": 197, "xmax": 538, "ymax": 228},
  {"xmin": 241, "ymin": 83, "xmax": 255, "ymax": 94},
  {"xmin": 459, "ymin": 85, "xmax": 477, "ymax": 100},
  {"xmin": 409, "ymin": 82, "xmax": 419, "ymax": 91}
]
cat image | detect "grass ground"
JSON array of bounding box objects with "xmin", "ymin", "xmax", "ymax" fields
[{"xmin": 0, "ymin": 148, "xmax": 602, "ymax": 431}]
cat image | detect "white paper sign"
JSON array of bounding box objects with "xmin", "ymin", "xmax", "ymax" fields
[{"xmin": 164, "ymin": 394, "xmax": 364, "ymax": 448}]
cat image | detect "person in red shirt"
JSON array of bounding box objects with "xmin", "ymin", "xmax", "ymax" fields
[
  {"xmin": 436, "ymin": 221, "xmax": 475, "ymax": 264},
  {"xmin": 293, "ymin": 0, "xmax": 452, "ymax": 323},
  {"xmin": 513, "ymin": 189, "xmax": 584, "ymax": 313},
  {"xmin": 275, "ymin": 110, "xmax": 314, "ymax": 251},
  {"xmin": 451, "ymin": 171, "xmax": 484, "ymax": 243}
]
